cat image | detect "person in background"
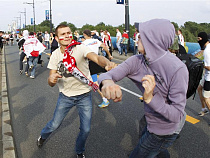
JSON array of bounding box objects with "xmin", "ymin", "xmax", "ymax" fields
[
  {"xmin": 24, "ymin": 32, "xmax": 46, "ymax": 79},
  {"xmin": 116, "ymin": 28, "xmax": 122, "ymax": 55},
  {"xmin": 44, "ymin": 31, "xmax": 50, "ymax": 49},
  {"xmin": 50, "ymin": 33, "xmax": 59, "ymax": 54},
  {"xmin": 120, "ymin": 29, "xmax": 129, "ymax": 56},
  {"xmin": 18, "ymin": 30, "xmax": 29, "ymax": 76},
  {"xmin": 0, "ymin": 31, "xmax": 3, "ymax": 53},
  {"xmin": 91, "ymin": 30, "xmax": 102, "ymax": 41},
  {"xmin": 74, "ymin": 31, "xmax": 80, "ymax": 41},
  {"xmin": 37, "ymin": 32, "xmax": 45, "ymax": 67},
  {"xmin": 168, "ymin": 35, "xmax": 187, "ymax": 55},
  {"xmin": 83, "ymin": 29, "xmax": 112, "ymax": 108},
  {"xmin": 98, "ymin": 19, "xmax": 188, "ymax": 158},
  {"xmin": 197, "ymin": 32, "xmax": 210, "ymax": 117},
  {"xmin": 102, "ymin": 30, "xmax": 113, "ymax": 58},
  {"xmin": 178, "ymin": 29, "xmax": 184, "ymax": 47},
  {"xmin": 133, "ymin": 29, "xmax": 140, "ymax": 55}
]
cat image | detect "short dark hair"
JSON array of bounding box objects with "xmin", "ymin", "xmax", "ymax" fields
[
  {"xmin": 55, "ymin": 24, "xmax": 69, "ymax": 36},
  {"xmin": 29, "ymin": 32, "xmax": 34, "ymax": 35},
  {"xmin": 83, "ymin": 29, "xmax": 91, "ymax": 37}
]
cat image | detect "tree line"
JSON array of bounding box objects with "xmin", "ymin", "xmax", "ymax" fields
[{"xmin": 24, "ymin": 20, "xmax": 210, "ymax": 43}]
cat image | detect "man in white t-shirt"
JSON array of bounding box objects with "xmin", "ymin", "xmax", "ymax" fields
[
  {"xmin": 116, "ymin": 28, "xmax": 122, "ymax": 54},
  {"xmin": 178, "ymin": 29, "xmax": 184, "ymax": 47},
  {"xmin": 37, "ymin": 24, "xmax": 116, "ymax": 158},
  {"xmin": 82, "ymin": 29, "xmax": 112, "ymax": 108},
  {"xmin": 44, "ymin": 31, "xmax": 50, "ymax": 49},
  {"xmin": 197, "ymin": 32, "xmax": 210, "ymax": 117},
  {"xmin": 134, "ymin": 29, "xmax": 140, "ymax": 55}
]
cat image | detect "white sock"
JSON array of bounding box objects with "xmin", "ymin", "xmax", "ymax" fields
[
  {"xmin": 102, "ymin": 97, "xmax": 108, "ymax": 102},
  {"xmin": 202, "ymin": 108, "xmax": 208, "ymax": 111}
]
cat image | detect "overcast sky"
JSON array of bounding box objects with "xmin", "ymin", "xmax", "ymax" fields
[{"xmin": 0, "ymin": 0, "xmax": 210, "ymax": 32}]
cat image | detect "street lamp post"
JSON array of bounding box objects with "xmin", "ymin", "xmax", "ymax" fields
[
  {"xmin": 125, "ymin": 0, "xmax": 130, "ymax": 48},
  {"xmin": 50, "ymin": 0, "xmax": 52, "ymax": 32},
  {"xmin": 14, "ymin": 16, "xmax": 21, "ymax": 33},
  {"xmin": 20, "ymin": 8, "xmax": 26, "ymax": 28},
  {"xmin": 24, "ymin": 0, "xmax": 35, "ymax": 32}
]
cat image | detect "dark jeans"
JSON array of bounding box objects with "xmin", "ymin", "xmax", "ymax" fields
[
  {"xmin": 129, "ymin": 126, "xmax": 178, "ymax": 158},
  {"xmin": 121, "ymin": 44, "xmax": 128, "ymax": 55},
  {"xmin": 41, "ymin": 92, "xmax": 92, "ymax": 154},
  {"xmin": 19, "ymin": 52, "xmax": 29, "ymax": 72}
]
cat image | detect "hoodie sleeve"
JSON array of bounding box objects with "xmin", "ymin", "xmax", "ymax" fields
[
  {"xmin": 98, "ymin": 56, "xmax": 140, "ymax": 86},
  {"xmin": 147, "ymin": 66, "xmax": 189, "ymax": 123}
]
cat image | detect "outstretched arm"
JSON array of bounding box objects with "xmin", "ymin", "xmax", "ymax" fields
[{"xmin": 86, "ymin": 52, "xmax": 117, "ymax": 71}]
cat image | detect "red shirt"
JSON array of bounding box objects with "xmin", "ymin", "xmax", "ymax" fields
[{"xmin": 122, "ymin": 32, "xmax": 129, "ymax": 39}]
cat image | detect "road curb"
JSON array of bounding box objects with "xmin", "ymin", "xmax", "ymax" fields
[{"xmin": 1, "ymin": 47, "xmax": 16, "ymax": 158}]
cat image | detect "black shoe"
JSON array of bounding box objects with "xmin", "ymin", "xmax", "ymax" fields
[
  {"xmin": 37, "ymin": 135, "xmax": 46, "ymax": 148},
  {"xmin": 20, "ymin": 70, "xmax": 23, "ymax": 75},
  {"xmin": 76, "ymin": 153, "xmax": 85, "ymax": 158}
]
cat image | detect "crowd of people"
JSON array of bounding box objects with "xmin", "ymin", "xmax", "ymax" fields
[{"xmin": 1, "ymin": 19, "xmax": 210, "ymax": 158}]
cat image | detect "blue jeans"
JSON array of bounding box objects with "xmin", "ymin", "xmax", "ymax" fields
[
  {"xmin": 101, "ymin": 50, "xmax": 106, "ymax": 57},
  {"xmin": 121, "ymin": 44, "xmax": 128, "ymax": 55},
  {"xmin": 116, "ymin": 41, "xmax": 121, "ymax": 54},
  {"xmin": 45, "ymin": 41, "xmax": 50, "ymax": 49},
  {"xmin": 29, "ymin": 56, "xmax": 38, "ymax": 77},
  {"xmin": 129, "ymin": 126, "xmax": 178, "ymax": 158},
  {"xmin": 41, "ymin": 92, "xmax": 92, "ymax": 154}
]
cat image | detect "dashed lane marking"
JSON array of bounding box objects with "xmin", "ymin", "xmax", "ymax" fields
[{"xmin": 119, "ymin": 86, "xmax": 200, "ymax": 124}]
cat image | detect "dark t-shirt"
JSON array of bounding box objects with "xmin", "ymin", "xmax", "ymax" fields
[{"xmin": 18, "ymin": 38, "xmax": 25, "ymax": 50}]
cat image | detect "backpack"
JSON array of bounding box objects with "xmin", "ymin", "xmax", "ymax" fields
[{"xmin": 176, "ymin": 53, "xmax": 204, "ymax": 99}]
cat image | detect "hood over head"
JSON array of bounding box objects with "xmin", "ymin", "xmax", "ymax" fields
[
  {"xmin": 22, "ymin": 30, "xmax": 29, "ymax": 39},
  {"xmin": 137, "ymin": 19, "xmax": 175, "ymax": 64}
]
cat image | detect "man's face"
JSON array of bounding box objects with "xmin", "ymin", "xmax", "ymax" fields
[
  {"xmin": 55, "ymin": 27, "xmax": 72, "ymax": 46},
  {"xmin": 137, "ymin": 35, "xmax": 145, "ymax": 55}
]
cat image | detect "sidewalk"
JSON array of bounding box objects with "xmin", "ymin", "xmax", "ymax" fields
[
  {"xmin": 1, "ymin": 46, "xmax": 16, "ymax": 158},
  {"xmin": 0, "ymin": 47, "xmax": 133, "ymax": 158}
]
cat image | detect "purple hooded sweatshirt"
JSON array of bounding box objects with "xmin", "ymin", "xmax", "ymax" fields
[{"xmin": 98, "ymin": 19, "xmax": 189, "ymax": 135}]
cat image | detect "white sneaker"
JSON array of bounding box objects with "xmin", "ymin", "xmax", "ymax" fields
[
  {"xmin": 198, "ymin": 109, "xmax": 209, "ymax": 116},
  {"xmin": 30, "ymin": 75, "xmax": 35, "ymax": 79}
]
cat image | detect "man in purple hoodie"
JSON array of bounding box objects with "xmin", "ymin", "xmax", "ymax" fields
[{"xmin": 98, "ymin": 19, "xmax": 189, "ymax": 158}]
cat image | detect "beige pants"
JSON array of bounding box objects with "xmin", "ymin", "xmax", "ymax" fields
[{"xmin": 200, "ymin": 76, "xmax": 210, "ymax": 98}]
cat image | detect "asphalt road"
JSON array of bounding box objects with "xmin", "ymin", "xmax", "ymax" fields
[{"xmin": 4, "ymin": 44, "xmax": 210, "ymax": 158}]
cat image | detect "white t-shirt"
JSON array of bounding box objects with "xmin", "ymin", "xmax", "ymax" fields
[
  {"xmin": 44, "ymin": 33, "xmax": 50, "ymax": 41},
  {"xmin": 116, "ymin": 31, "xmax": 122, "ymax": 43},
  {"xmin": 135, "ymin": 33, "xmax": 140, "ymax": 46},
  {"xmin": 178, "ymin": 34, "xmax": 184, "ymax": 46},
  {"xmin": 82, "ymin": 38, "xmax": 101, "ymax": 54},
  {"xmin": 204, "ymin": 43, "xmax": 210, "ymax": 81},
  {"xmin": 47, "ymin": 45, "xmax": 93, "ymax": 97}
]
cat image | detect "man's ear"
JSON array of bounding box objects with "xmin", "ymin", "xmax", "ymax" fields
[{"xmin": 55, "ymin": 36, "xmax": 59, "ymax": 42}]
